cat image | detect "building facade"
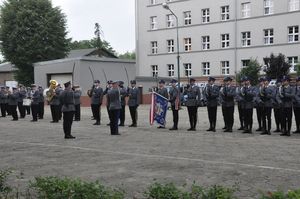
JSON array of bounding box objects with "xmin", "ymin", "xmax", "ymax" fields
[{"xmin": 136, "ymin": 0, "xmax": 300, "ymax": 89}]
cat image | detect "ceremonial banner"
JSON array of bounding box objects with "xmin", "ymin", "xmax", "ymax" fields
[{"xmin": 150, "ymin": 92, "xmax": 168, "ymax": 126}]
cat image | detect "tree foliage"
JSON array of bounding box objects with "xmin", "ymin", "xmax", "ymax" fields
[
  {"xmin": 263, "ymin": 53, "xmax": 291, "ymax": 80},
  {"xmin": 118, "ymin": 51, "xmax": 136, "ymax": 60},
  {"xmin": 236, "ymin": 59, "xmax": 261, "ymax": 85},
  {"xmin": 0, "ymin": 0, "xmax": 70, "ymax": 85},
  {"xmin": 69, "ymin": 39, "xmax": 116, "ymax": 55},
  {"xmin": 296, "ymin": 64, "xmax": 300, "ymax": 76}
]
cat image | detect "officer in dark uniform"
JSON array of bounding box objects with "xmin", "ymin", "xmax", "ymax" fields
[
  {"xmin": 255, "ymin": 77, "xmax": 265, "ymax": 132},
  {"xmin": 128, "ymin": 80, "xmax": 140, "ymax": 127},
  {"xmin": 279, "ymin": 76, "xmax": 294, "ymax": 136},
  {"xmin": 273, "ymin": 79, "xmax": 282, "ymax": 132},
  {"xmin": 50, "ymin": 85, "xmax": 62, "ymax": 123},
  {"xmin": 293, "ymin": 77, "xmax": 300, "ymax": 134},
  {"xmin": 30, "ymin": 84, "xmax": 40, "ymax": 122},
  {"xmin": 203, "ymin": 77, "xmax": 219, "ymax": 132},
  {"xmin": 119, "ymin": 81, "xmax": 127, "ymax": 126},
  {"xmin": 104, "ymin": 80, "xmax": 113, "ymax": 126},
  {"xmin": 169, "ymin": 79, "xmax": 179, "ymax": 130},
  {"xmin": 5, "ymin": 86, "xmax": 11, "ymax": 115},
  {"xmin": 60, "ymin": 81, "xmax": 76, "ymax": 139},
  {"xmin": 17, "ymin": 85, "xmax": 26, "ymax": 118},
  {"xmin": 8, "ymin": 87, "xmax": 19, "ymax": 121},
  {"xmin": 240, "ymin": 77, "xmax": 256, "ymax": 134},
  {"xmin": 107, "ymin": 81, "xmax": 122, "ymax": 135},
  {"xmin": 25, "ymin": 87, "xmax": 31, "ymax": 115},
  {"xmin": 235, "ymin": 77, "xmax": 245, "ymax": 130},
  {"xmin": 73, "ymin": 85, "xmax": 82, "ymax": 121},
  {"xmin": 90, "ymin": 80, "xmax": 103, "ymax": 125},
  {"xmin": 220, "ymin": 77, "xmax": 236, "ymax": 132},
  {"xmin": 157, "ymin": 80, "xmax": 169, "ymax": 129},
  {"xmin": 38, "ymin": 86, "xmax": 44, "ymax": 119},
  {"xmin": 0, "ymin": 86, "xmax": 7, "ymax": 117}
]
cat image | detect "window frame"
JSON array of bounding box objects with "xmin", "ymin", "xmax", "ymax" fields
[
  {"xmin": 184, "ymin": 38, "xmax": 192, "ymax": 52},
  {"xmin": 202, "ymin": 36, "xmax": 210, "ymax": 50},
  {"xmin": 202, "ymin": 62, "xmax": 210, "ymax": 76},
  {"xmin": 221, "ymin": 5, "xmax": 230, "ymax": 21},
  {"xmin": 241, "ymin": 2, "xmax": 251, "ymax": 18},
  {"xmin": 202, "ymin": 8, "xmax": 210, "ymax": 23},
  {"xmin": 184, "ymin": 63, "xmax": 192, "ymax": 77},
  {"xmin": 167, "ymin": 64, "xmax": 175, "ymax": 77},
  {"xmin": 264, "ymin": 29, "xmax": 274, "ymax": 45},
  {"xmin": 221, "ymin": 61, "xmax": 230, "ymax": 75},
  {"xmin": 221, "ymin": 34, "xmax": 230, "ymax": 48},
  {"xmin": 241, "ymin": 31, "xmax": 251, "ymax": 47},
  {"xmin": 151, "ymin": 41, "xmax": 158, "ymax": 54}
]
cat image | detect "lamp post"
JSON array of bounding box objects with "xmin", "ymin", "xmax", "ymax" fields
[{"xmin": 162, "ymin": 2, "xmax": 181, "ymax": 92}]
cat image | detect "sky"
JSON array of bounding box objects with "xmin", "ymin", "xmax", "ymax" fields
[{"xmin": 0, "ymin": 0, "xmax": 136, "ymax": 54}]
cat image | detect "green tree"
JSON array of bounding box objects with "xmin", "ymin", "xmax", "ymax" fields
[
  {"xmin": 0, "ymin": 0, "xmax": 70, "ymax": 85},
  {"xmin": 236, "ymin": 59, "xmax": 261, "ymax": 85},
  {"xmin": 118, "ymin": 51, "xmax": 136, "ymax": 60},
  {"xmin": 69, "ymin": 39, "xmax": 116, "ymax": 55},
  {"xmin": 296, "ymin": 64, "xmax": 300, "ymax": 76},
  {"xmin": 263, "ymin": 53, "xmax": 291, "ymax": 80}
]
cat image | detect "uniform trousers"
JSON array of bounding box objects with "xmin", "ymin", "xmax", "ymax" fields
[
  {"xmin": 207, "ymin": 106, "xmax": 217, "ymax": 129},
  {"xmin": 0, "ymin": 103, "xmax": 6, "ymax": 117},
  {"xmin": 109, "ymin": 109, "xmax": 120, "ymax": 135},
  {"xmin": 282, "ymin": 107, "xmax": 293, "ymax": 133},
  {"xmin": 91, "ymin": 104, "xmax": 101, "ymax": 123},
  {"xmin": 244, "ymin": 108, "xmax": 253, "ymax": 131},
  {"xmin": 129, "ymin": 106, "xmax": 138, "ymax": 125},
  {"xmin": 9, "ymin": 105, "xmax": 18, "ymax": 120},
  {"xmin": 74, "ymin": 104, "xmax": 81, "ymax": 121},
  {"xmin": 238, "ymin": 104, "xmax": 244, "ymax": 128},
  {"xmin": 50, "ymin": 105, "xmax": 60, "ymax": 122},
  {"xmin": 293, "ymin": 107, "xmax": 300, "ymax": 131},
  {"xmin": 31, "ymin": 104, "xmax": 39, "ymax": 121},
  {"xmin": 63, "ymin": 111, "xmax": 74, "ymax": 136},
  {"xmin": 18, "ymin": 102, "xmax": 26, "ymax": 118},
  {"xmin": 273, "ymin": 108, "xmax": 282, "ymax": 130},
  {"xmin": 262, "ymin": 107, "xmax": 272, "ymax": 132},
  {"xmin": 6, "ymin": 103, "xmax": 11, "ymax": 115},
  {"xmin": 223, "ymin": 106, "xmax": 234, "ymax": 130},
  {"xmin": 187, "ymin": 106, "xmax": 198, "ymax": 129},
  {"xmin": 119, "ymin": 105, "xmax": 125, "ymax": 125},
  {"xmin": 38, "ymin": 102, "xmax": 44, "ymax": 119},
  {"xmin": 171, "ymin": 105, "xmax": 179, "ymax": 128},
  {"xmin": 256, "ymin": 106, "xmax": 263, "ymax": 129}
]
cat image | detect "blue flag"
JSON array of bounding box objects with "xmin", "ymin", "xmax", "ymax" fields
[{"xmin": 150, "ymin": 92, "xmax": 168, "ymax": 126}]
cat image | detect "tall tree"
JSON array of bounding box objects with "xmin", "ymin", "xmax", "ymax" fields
[
  {"xmin": 263, "ymin": 53, "xmax": 291, "ymax": 80},
  {"xmin": 236, "ymin": 59, "xmax": 261, "ymax": 85},
  {"xmin": 69, "ymin": 39, "xmax": 116, "ymax": 55},
  {"xmin": 0, "ymin": 0, "xmax": 70, "ymax": 85},
  {"xmin": 118, "ymin": 51, "xmax": 136, "ymax": 60}
]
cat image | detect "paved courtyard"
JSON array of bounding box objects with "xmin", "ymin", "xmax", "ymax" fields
[{"xmin": 0, "ymin": 105, "xmax": 300, "ymax": 198}]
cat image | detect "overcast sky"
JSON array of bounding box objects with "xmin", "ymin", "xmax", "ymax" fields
[{"xmin": 0, "ymin": 0, "xmax": 136, "ymax": 54}]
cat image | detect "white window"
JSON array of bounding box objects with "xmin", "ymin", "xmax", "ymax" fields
[
  {"xmin": 221, "ymin": 61, "xmax": 230, "ymax": 75},
  {"xmin": 288, "ymin": 26, "xmax": 299, "ymax": 43},
  {"xmin": 288, "ymin": 56, "xmax": 299, "ymax": 72},
  {"xmin": 184, "ymin": 11, "xmax": 192, "ymax": 25},
  {"xmin": 166, "ymin": 14, "xmax": 175, "ymax": 28},
  {"xmin": 168, "ymin": 64, "xmax": 175, "ymax": 77},
  {"xmin": 241, "ymin": 32, "xmax": 251, "ymax": 47},
  {"xmin": 202, "ymin": 36, "xmax": 210, "ymax": 50},
  {"xmin": 184, "ymin": 38, "xmax": 192, "ymax": 52},
  {"xmin": 184, "ymin": 63, "xmax": 192, "ymax": 77},
  {"xmin": 221, "ymin": 34, "xmax": 230, "ymax": 48},
  {"xmin": 241, "ymin": 60, "xmax": 250, "ymax": 68},
  {"xmin": 151, "ymin": 65, "xmax": 158, "ymax": 77},
  {"xmin": 150, "ymin": 0, "xmax": 156, "ymax": 5},
  {"xmin": 264, "ymin": 29, "xmax": 274, "ymax": 45},
  {"xmin": 221, "ymin": 6, "xmax": 230, "ymax": 21},
  {"xmin": 264, "ymin": 0, "xmax": 274, "ymax": 15},
  {"xmin": 167, "ymin": 39, "xmax": 174, "ymax": 53},
  {"xmin": 150, "ymin": 16, "xmax": 157, "ymax": 30},
  {"xmin": 289, "ymin": 0, "xmax": 300, "ymax": 11},
  {"xmin": 202, "ymin": 62, "xmax": 210, "ymax": 76},
  {"xmin": 151, "ymin": 41, "xmax": 158, "ymax": 54},
  {"xmin": 241, "ymin": 3, "xmax": 251, "ymax": 18},
  {"xmin": 202, "ymin": 9, "xmax": 210, "ymax": 23}
]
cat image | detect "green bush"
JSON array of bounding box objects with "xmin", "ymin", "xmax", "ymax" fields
[
  {"xmin": 0, "ymin": 169, "xmax": 13, "ymax": 197},
  {"xmin": 260, "ymin": 189, "xmax": 300, "ymax": 199}
]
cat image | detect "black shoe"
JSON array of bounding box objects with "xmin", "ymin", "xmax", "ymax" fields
[
  {"xmin": 207, "ymin": 128, "xmax": 213, "ymax": 131},
  {"xmin": 260, "ymin": 131, "xmax": 268, "ymax": 135},
  {"xmin": 119, "ymin": 124, "xmax": 125, "ymax": 127},
  {"xmin": 273, "ymin": 129, "xmax": 281, "ymax": 133},
  {"xmin": 39, "ymin": 117, "xmax": 43, "ymax": 119},
  {"xmin": 242, "ymin": 130, "xmax": 250, "ymax": 134},
  {"xmin": 107, "ymin": 123, "xmax": 111, "ymax": 126},
  {"xmin": 188, "ymin": 128, "xmax": 195, "ymax": 131},
  {"xmin": 157, "ymin": 126, "xmax": 165, "ymax": 129},
  {"xmin": 74, "ymin": 119, "xmax": 80, "ymax": 122},
  {"xmin": 226, "ymin": 129, "xmax": 233, "ymax": 133},
  {"xmin": 111, "ymin": 133, "xmax": 121, "ymax": 136},
  {"xmin": 20, "ymin": 117, "xmax": 25, "ymax": 119},
  {"xmin": 256, "ymin": 128, "xmax": 262, "ymax": 132},
  {"xmin": 11, "ymin": 119, "xmax": 18, "ymax": 121},
  {"xmin": 65, "ymin": 135, "xmax": 76, "ymax": 139},
  {"xmin": 237, "ymin": 127, "xmax": 244, "ymax": 130},
  {"xmin": 31, "ymin": 120, "xmax": 37, "ymax": 122},
  {"xmin": 292, "ymin": 130, "xmax": 300, "ymax": 134},
  {"xmin": 169, "ymin": 127, "xmax": 178, "ymax": 131},
  {"xmin": 280, "ymin": 133, "xmax": 288, "ymax": 136},
  {"xmin": 129, "ymin": 124, "xmax": 137, "ymax": 127},
  {"xmin": 222, "ymin": 127, "xmax": 227, "ymax": 130},
  {"xmin": 93, "ymin": 122, "xmax": 100, "ymax": 125}
]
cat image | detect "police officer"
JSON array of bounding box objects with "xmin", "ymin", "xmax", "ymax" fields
[
  {"xmin": 119, "ymin": 81, "xmax": 127, "ymax": 126},
  {"xmin": 157, "ymin": 80, "xmax": 169, "ymax": 129},
  {"xmin": 60, "ymin": 81, "xmax": 76, "ymax": 139},
  {"xmin": 25, "ymin": 87, "xmax": 31, "ymax": 115},
  {"xmin": 169, "ymin": 79, "xmax": 179, "ymax": 130},
  {"xmin": 104, "ymin": 80, "xmax": 113, "ymax": 126},
  {"xmin": 73, "ymin": 85, "xmax": 82, "ymax": 121},
  {"xmin": 203, "ymin": 77, "xmax": 219, "ymax": 132},
  {"xmin": 30, "ymin": 84, "xmax": 40, "ymax": 122},
  {"xmin": 220, "ymin": 77, "xmax": 236, "ymax": 132},
  {"xmin": 184, "ymin": 78, "xmax": 201, "ymax": 131},
  {"xmin": 8, "ymin": 87, "xmax": 19, "ymax": 121},
  {"xmin": 0, "ymin": 86, "xmax": 7, "ymax": 117},
  {"xmin": 90, "ymin": 80, "xmax": 103, "ymax": 125},
  {"xmin": 273, "ymin": 79, "xmax": 282, "ymax": 132},
  {"xmin": 255, "ymin": 77, "xmax": 265, "ymax": 132},
  {"xmin": 293, "ymin": 77, "xmax": 300, "ymax": 134},
  {"xmin": 50, "ymin": 85, "xmax": 62, "ymax": 123},
  {"xmin": 240, "ymin": 77, "xmax": 256, "ymax": 134},
  {"xmin": 5, "ymin": 86, "xmax": 11, "ymax": 116},
  {"xmin": 128, "ymin": 80, "xmax": 140, "ymax": 127},
  {"xmin": 38, "ymin": 86, "xmax": 44, "ymax": 119},
  {"xmin": 279, "ymin": 76, "xmax": 293, "ymax": 136},
  {"xmin": 18, "ymin": 85, "xmax": 27, "ymax": 118},
  {"xmin": 235, "ymin": 78, "xmax": 245, "ymax": 130},
  {"xmin": 107, "ymin": 81, "xmax": 122, "ymax": 135}
]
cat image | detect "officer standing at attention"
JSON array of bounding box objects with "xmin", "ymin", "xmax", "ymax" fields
[
  {"xmin": 203, "ymin": 77, "xmax": 219, "ymax": 132},
  {"xmin": 73, "ymin": 85, "xmax": 82, "ymax": 121},
  {"xmin": 157, "ymin": 80, "xmax": 169, "ymax": 129},
  {"xmin": 60, "ymin": 81, "xmax": 76, "ymax": 139},
  {"xmin": 128, "ymin": 80, "xmax": 140, "ymax": 127},
  {"xmin": 5, "ymin": 86, "xmax": 11, "ymax": 116},
  {"xmin": 104, "ymin": 80, "xmax": 113, "ymax": 126},
  {"xmin": 118, "ymin": 81, "xmax": 127, "ymax": 126},
  {"xmin": 169, "ymin": 79, "xmax": 179, "ymax": 131},
  {"xmin": 18, "ymin": 85, "xmax": 27, "ymax": 118},
  {"xmin": 0, "ymin": 86, "xmax": 8, "ymax": 117},
  {"xmin": 220, "ymin": 77, "xmax": 236, "ymax": 132},
  {"xmin": 38, "ymin": 86, "xmax": 44, "ymax": 119},
  {"xmin": 255, "ymin": 77, "xmax": 265, "ymax": 132},
  {"xmin": 8, "ymin": 87, "xmax": 19, "ymax": 121},
  {"xmin": 90, "ymin": 80, "xmax": 103, "ymax": 125},
  {"xmin": 30, "ymin": 84, "xmax": 40, "ymax": 122},
  {"xmin": 107, "ymin": 81, "xmax": 122, "ymax": 135},
  {"xmin": 50, "ymin": 85, "xmax": 62, "ymax": 123},
  {"xmin": 235, "ymin": 77, "xmax": 245, "ymax": 130},
  {"xmin": 273, "ymin": 79, "xmax": 282, "ymax": 132},
  {"xmin": 293, "ymin": 77, "xmax": 300, "ymax": 134}
]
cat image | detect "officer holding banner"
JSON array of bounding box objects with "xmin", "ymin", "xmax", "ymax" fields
[{"xmin": 156, "ymin": 80, "xmax": 168, "ymax": 129}]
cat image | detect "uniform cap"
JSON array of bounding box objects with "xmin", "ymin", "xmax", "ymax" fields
[
  {"xmin": 130, "ymin": 80, "xmax": 137, "ymax": 84},
  {"xmin": 112, "ymin": 80, "xmax": 119, "ymax": 84},
  {"xmin": 223, "ymin": 76, "xmax": 233, "ymax": 82},
  {"xmin": 159, "ymin": 80, "xmax": 165, "ymax": 84},
  {"xmin": 282, "ymin": 76, "xmax": 290, "ymax": 82},
  {"xmin": 118, "ymin": 81, "xmax": 124, "ymax": 85},
  {"xmin": 107, "ymin": 80, "xmax": 113, "ymax": 84},
  {"xmin": 170, "ymin": 79, "xmax": 178, "ymax": 83},
  {"xmin": 264, "ymin": 77, "xmax": 271, "ymax": 82},
  {"xmin": 208, "ymin": 77, "xmax": 216, "ymax": 82},
  {"xmin": 12, "ymin": 87, "xmax": 17, "ymax": 90},
  {"xmin": 259, "ymin": 77, "xmax": 265, "ymax": 82},
  {"xmin": 31, "ymin": 84, "xmax": 37, "ymax": 87},
  {"xmin": 64, "ymin": 81, "xmax": 71, "ymax": 88},
  {"xmin": 94, "ymin": 80, "xmax": 100, "ymax": 84},
  {"xmin": 190, "ymin": 78, "xmax": 196, "ymax": 82},
  {"xmin": 243, "ymin": 76, "xmax": 250, "ymax": 81}
]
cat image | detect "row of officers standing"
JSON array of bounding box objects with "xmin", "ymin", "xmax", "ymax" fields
[{"xmin": 156, "ymin": 75, "xmax": 300, "ymax": 137}]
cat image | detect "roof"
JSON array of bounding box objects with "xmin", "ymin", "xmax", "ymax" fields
[
  {"xmin": 0, "ymin": 62, "xmax": 17, "ymax": 72},
  {"xmin": 67, "ymin": 48, "xmax": 118, "ymax": 59}
]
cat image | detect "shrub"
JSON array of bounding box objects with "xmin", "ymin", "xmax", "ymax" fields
[
  {"xmin": 260, "ymin": 189, "xmax": 300, "ymax": 199},
  {"xmin": 0, "ymin": 169, "xmax": 13, "ymax": 197}
]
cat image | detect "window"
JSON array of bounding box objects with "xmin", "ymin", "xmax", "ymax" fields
[
  {"xmin": 167, "ymin": 39, "xmax": 174, "ymax": 53},
  {"xmin": 241, "ymin": 32, "xmax": 251, "ymax": 47},
  {"xmin": 221, "ymin": 34, "xmax": 230, "ymax": 48},
  {"xmin": 289, "ymin": 0, "xmax": 300, "ymax": 11},
  {"xmin": 184, "ymin": 38, "xmax": 192, "ymax": 52},
  {"xmin": 202, "ymin": 62, "xmax": 210, "ymax": 76},
  {"xmin": 241, "ymin": 60, "xmax": 250, "ymax": 68},
  {"xmin": 150, "ymin": 16, "xmax": 157, "ymax": 30},
  {"xmin": 288, "ymin": 56, "xmax": 299, "ymax": 72},
  {"xmin": 166, "ymin": 14, "xmax": 175, "ymax": 28},
  {"xmin": 288, "ymin": 26, "xmax": 299, "ymax": 43},
  {"xmin": 202, "ymin": 36, "xmax": 210, "ymax": 50},
  {"xmin": 150, "ymin": 0, "xmax": 156, "ymax": 5},
  {"xmin": 264, "ymin": 0, "xmax": 274, "ymax": 15},
  {"xmin": 221, "ymin": 6, "xmax": 230, "ymax": 21},
  {"xmin": 221, "ymin": 61, "xmax": 230, "ymax": 75},
  {"xmin": 202, "ymin": 9, "xmax": 210, "ymax": 23},
  {"xmin": 241, "ymin": 3, "xmax": 251, "ymax": 18},
  {"xmin": 264, "ymin": 29, "xmax": 274, "ymax": 45},
  {"xmin": 184, "ymin": 11, "xmax": 192, "ymax": 25},
  {"xmin": 168, "ymin": 64, "xmax": 175, "ymax": 77},
  {"xmin": 151, "ymin": 65, "xmax": 158, "ymax": 77},
  {"xmin": 184, "ymin": 63, "xmax": 192, "ymax": 77},
  {"xmin": 151, "ymin": 41, "xmax": 158, "ymax": 54}
]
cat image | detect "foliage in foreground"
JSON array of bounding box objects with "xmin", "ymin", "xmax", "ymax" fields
[{"xmin": 260, "ymin": 189, "xmax": 300, "ymax": 199}]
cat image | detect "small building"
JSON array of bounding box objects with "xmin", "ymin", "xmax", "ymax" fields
[{"xmin": 0, "ymin": 62, "xmax": 18, "ymax": 86}]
